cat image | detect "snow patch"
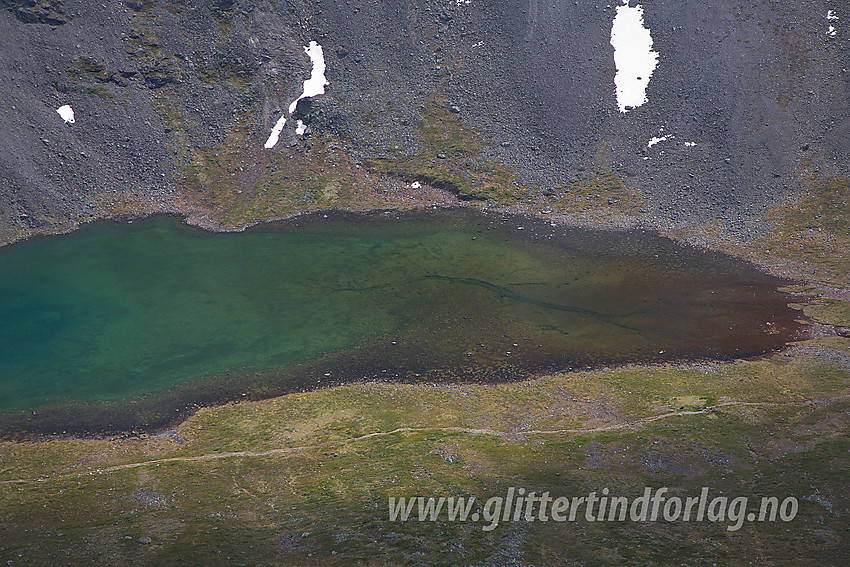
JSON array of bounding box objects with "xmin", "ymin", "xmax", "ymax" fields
[
  {"xmin": 295, "ymin": 120, "xmax": 306, "ymax": 135},
  {"xmin": 264, "ymin": 115, "xmax": 288, "ymax": 149},
  {"xmin": 411, "ymin": 181, "xmax": 422, "ymax": 189},
  {"xmin": 684, "ymin": 141, "xmax": 696, "ymax": 147},
  {"xmin": 610, "ymin": 1, "xmax": 658, "ymax": 113},
  {"xmin": 287, "ymin": 41, "xmax": 329, "ymax": 114},
  {"xmin": 265, "ymin": 41, "xmax": 329, "ymax": 149},
  {"xmin": 647, "ymin": 135, "xmax": 668, "ymax": 148},
  {"xmin": 827, "ymin": 10, "xmax": 838, "ymax": 37},
  {"xmin": 56, "ymin": 105, "xmax": 75, "ymax": 124}
]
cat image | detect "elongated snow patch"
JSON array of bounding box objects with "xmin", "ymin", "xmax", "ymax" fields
[
  {"xmin": 647, "ymin": 135, "xmax": 668, "ymax": 148},
  {"xmin": 56, "ymin": 105, "xmax": 75, "ymax": 124},
  {"xmin": 826, "ymin": 11, "xmax": 838, "ymax": 38},
  {"xmin": 610, "ymin": 2, "xmax": 658, "ymax": 113},
  {"xmin": 265, "ymin": 41, "xmax": 329, "ymax": 148}
]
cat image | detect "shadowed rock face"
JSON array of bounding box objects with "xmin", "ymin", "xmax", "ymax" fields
[{"xmin": 0, "ymin": 0, "xmax": 847, "ymax": 244}]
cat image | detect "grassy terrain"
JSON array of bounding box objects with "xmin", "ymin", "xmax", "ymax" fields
[
  {"xmin": 8, "ymin": 39, "xmax": 850, "ymax": 560},
  {"xmin": 541, "ymin": 168, "xmax": 644, "ymax": 219},
  {"xmin": 174, "ymin": 106, "xmax": 465, "ymax": 230},
  {"xmin": 1, "ymin": 298, "xmax": 848, "ymax": 565},
  {"xmin": 365, "ymin": 95, "xmax": 532, "ymax": 203},
  {"xmin": 364, "ymin": 96, "xmax": 643, "ymax": 220},
  {"xmin": 760, "ymin": 176, "xmax": 850, "ymax": 286}
]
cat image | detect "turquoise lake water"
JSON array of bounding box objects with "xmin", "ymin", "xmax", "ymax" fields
[{"xmin": 0, "ymin": 210, "xmax": 803, "ymax": 435}]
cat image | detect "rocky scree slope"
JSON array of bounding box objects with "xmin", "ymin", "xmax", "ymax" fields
[{"xmin": 0, "ymin": 0, "xmax": 847, "ymax": 245}]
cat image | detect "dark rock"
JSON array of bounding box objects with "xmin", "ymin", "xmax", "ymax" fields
[
  {"xmin": 3, "ymin": 0, "xmax": 67, "ymax": 25},
  {"xmin": 293, "ymin": 97, "xmax": 313, "ymax": 117},
  {"xmin": 335, "ymin": 47, "xmax": 349, "ymax": 58},
  {"xmin": 144, "ymin": 73, "xmax": 176, "ymax": 89},
  {"xmin": 210, "ymin": 0, "xmax": 235, "ymax": 11}
]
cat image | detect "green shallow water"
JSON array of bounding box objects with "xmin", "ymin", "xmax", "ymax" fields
[{"xmin": 0, "ymin": 209, "xmax": 803, "ymax": 435}]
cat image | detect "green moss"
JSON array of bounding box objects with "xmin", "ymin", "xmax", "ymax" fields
[
  {"xmin": 210, "ymin": 9, "xmax": 234, "ymax": 39},
  {"xmin": 122, "ymin": 22, "xmax": 181, "ymax": 89},
  {"xmin": 366, "ymin": 95, "xmax": 532, "ymax": 203},
  {"xmin": 176, "ymin": 111, "xmax": 394, "ymax": 228},
  {"xmin": 763, "ymin": 176, "xmax": 850, "ymax": 285},
  {"xmin": 67, "ymin": 57, "xmax": 118, "ymax": 94},
  {"xmin": 781, "ymin": 176, "xmax": 850, "ymax": 236},
  {"xmin": 82, "ymin": 84, "xmax": 114, "ymax": 100},
  {"xmin": 544, "ymin": 169, "xmax": 643, "ymax": 217},
  {"xmin": 196, "ymin": 60, "xmax": 256, "ymax": 90},
  {"xmin": 74, "ymin": 57, "xmax": 107, "ymax": 76},
  {"xmin": 801, "ymin": 298, "xmax": 850, "ymax": 326}
]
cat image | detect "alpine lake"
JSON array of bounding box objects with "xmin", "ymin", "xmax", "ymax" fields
[{"xmin": 0, "ymin": 209, "xmax": 805, "ymax": 436}]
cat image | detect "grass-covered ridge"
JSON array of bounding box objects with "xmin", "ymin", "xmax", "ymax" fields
[{"xmin": 1, "ymin": 316, "xmax": 848, "ymax": 565}]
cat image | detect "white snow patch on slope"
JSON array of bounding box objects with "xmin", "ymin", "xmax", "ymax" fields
[
  {"xmin": 287, "ymin": 41, "xmax": 328, "ymax": 114},
  {"xmin": 827, "ymin": 10, "xmax": 838, "ymax": 37},
  {"xmin": 647, "ymin": 135, "xmax": 668, "ymax": 148},
  {"xmin": 56, "ymin": 105, "xmax": 75, "ymax": 124},
  {"xmin": 264, "ymin": 114, "xmax": 288, "ymax": 148},
  {"xmin": 265, "ymin": 41, "xmax": 328, "ymax": 148},
  {"xmin": 610, "ymin": 2, "xmax": 658, "ymax": 113}
]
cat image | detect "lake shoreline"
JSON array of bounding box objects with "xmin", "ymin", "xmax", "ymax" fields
[
  {"xmin": 2, "ymin": 201, "xmax": 840, "ymax": 290},
  {"xmin": 0, "ymin": 208, "xmax": 813, "ymax": 440}
]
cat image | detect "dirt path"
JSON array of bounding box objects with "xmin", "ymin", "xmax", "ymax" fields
[{"xmin": 2, "ymin": 396, "xmax": 847, "ymax": 486}]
